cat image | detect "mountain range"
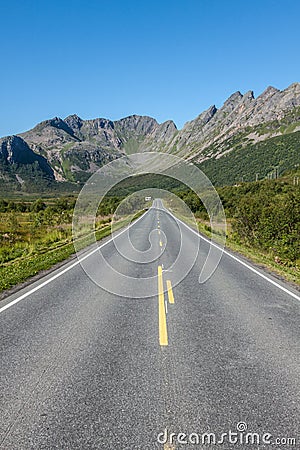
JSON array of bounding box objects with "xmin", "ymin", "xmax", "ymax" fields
[{"xmin": 0, "ymin": 82, "xmax": 299, "ymax": 193}]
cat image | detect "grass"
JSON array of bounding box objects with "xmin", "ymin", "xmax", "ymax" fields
[
  {"xmin": 196, "ymin": 220, "xmax": 300, "ymax": 287},
  {"xmin": 0, "ymin": 210, "xmax": 145, "ymax": 295},
  {"xmin": 122, "ymin": 137, "xmax": 145, "ymax": 154},
  {"xmin": 0, "ymin": 225, "xmax": 109, "ymax": 293}
]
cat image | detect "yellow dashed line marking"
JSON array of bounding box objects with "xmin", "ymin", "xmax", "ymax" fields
[
  {"xmin": 166, "ymin": 280, "xmax": 174, "ymax": 304},
  {"xmin": 159, "ymin": 240, "xmax": 163, "ymax": 247},
  {"xmin": 158, "ymin": 265, "xmax": 168, "ymax": 346}
]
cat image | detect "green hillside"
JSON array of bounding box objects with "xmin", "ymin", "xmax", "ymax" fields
[{"xmin": 198, "ymin": 130, "xmax": 300, "ymax": 186}]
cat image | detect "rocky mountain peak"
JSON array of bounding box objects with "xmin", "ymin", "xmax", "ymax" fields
[
  {"xmin": 85, "ymin": 118, "xmax": 115, "ymax": 131},
  {"xmin": 242, "ymin": 90, "xmax": 255, "ymax": 102},
  {"xmin": 276, "ymin": 82, "xmax": 300, "ymax": 110},
  {"xmin": 64, "ymin": 114, "xmax": 83, "ymax": 131},
  {"xmin": 221, "ymin": 91, "xmax": 243, "ymax": 112},
  {"xmin": 149, "ymin": 120, "xmax": 177, "ymax": 142},
  {"xmin": 31, "ymin": 116, "xmax": 76, "ymax": 138},
  {"xmin": 257, "ymin": 86, "xmax": 279, "ymax": 102},
  {"xmin": 114, "ymin": 115, "xmax": 158, "ymax": 135},
  {"xmin": 160, "ymin": 120, "xmax": 177, "ymax": 132},
  {"xmin": 191, "ymin": 105, "xmax": 217, "ymax": 128},
  {"xmin": 284, "ymin": 82, "xmax": 300, "ymax": 92}
]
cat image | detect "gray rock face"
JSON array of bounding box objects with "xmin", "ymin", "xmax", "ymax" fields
[
  {"xmin": 139, "ymin": 120, "xmax": 178, "ymax": 152},
  {"xmin": 115, "ymin": 115, "xmax": 158, "ymax": 135},
  {"xmin": 222, "ymin": 92, "xmax": 243, "ymax": 113},
  {"xmin": 153, "ymin": 120, "xmax": 178, "ymax": 141},
  {"xmin": 0, "ymin": 135, "xmax": 53, "ymax": 175},
  {"xmin": 0, "ymin": 136, "xmax": 54, "ymax": 188},
  {"xmin": 0, "ymin": 136, "xmax": 34, "ymax": 164},
  {"xmin": 64, "ymin": 114, "xmax": 83, "ymax": 132}
]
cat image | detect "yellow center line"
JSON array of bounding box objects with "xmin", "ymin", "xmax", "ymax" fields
[
  {"xmin": 158, "ymin": 230, "xmax": 161, "ymax": 235},
  {"xmin": 158, "ymin": 265, "xmax": 168, "ymax": 346},
  {"xmin": 159, "ymin": 240, "xmax": 163, "ymax": 247},
  {"xmin": 166, "ymin": 280, "xmax": 175, "ymax": 304}
]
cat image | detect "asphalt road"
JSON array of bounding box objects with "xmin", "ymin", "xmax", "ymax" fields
[{"xmin": 0, "ymin": 199, "xmax": 299, "ymax": 449}]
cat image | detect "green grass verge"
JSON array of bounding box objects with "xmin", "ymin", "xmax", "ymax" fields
[
  {"xmin": 0, "ymin": 211, "xmax": 145, "ymax": 294},
  {"xmin": 196, "ymin": 221, "xmax": 300, "ymax": 287}
]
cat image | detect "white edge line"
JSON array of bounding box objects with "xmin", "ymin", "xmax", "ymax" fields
[
  {"xmin": 0, "ymin": 210, "xmax": 149, "ymax": 314},
  {"xmin": 165, "ymin": 207, "xmax": 300, "ymax": 303}
]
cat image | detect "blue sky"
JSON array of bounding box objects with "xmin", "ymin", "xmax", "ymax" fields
[{"xmin": 0, "ymin": 0, "xmax": 299, "ymax": 136}]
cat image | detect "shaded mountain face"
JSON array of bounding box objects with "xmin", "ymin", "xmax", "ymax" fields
[
  {"xmin": 0, "ymin": 82, "xmax": 299, "ymax": 192},
  {"xmin": 0, "ymin": 136, "xmax": 54, "ymax": 191}
]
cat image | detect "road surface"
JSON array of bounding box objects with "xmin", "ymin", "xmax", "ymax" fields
[{"xmin": 0, "ymin": 199, "xmax": 299, "ymax": 449}]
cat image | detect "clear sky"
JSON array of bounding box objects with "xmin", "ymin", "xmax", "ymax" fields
[{"xmin": 0, "ymin": 0, "xmax": 299, "ymax": 136}]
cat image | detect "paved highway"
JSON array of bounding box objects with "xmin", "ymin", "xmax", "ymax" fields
[{"xmin": 0, "ymin": 199, "xmax": 299, "ymax": 449}]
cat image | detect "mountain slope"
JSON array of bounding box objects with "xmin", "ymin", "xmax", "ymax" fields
[
  {"xmin": 17, "ymin": 114, "xmax": 177, "ymax": 183},
  {"xmin": 197, "ymin": 130, "xmax": 300, "ymax": 186},
  {"xmin": 162, "ymin": 82, "xmax": 300, "ymax": 161}
]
